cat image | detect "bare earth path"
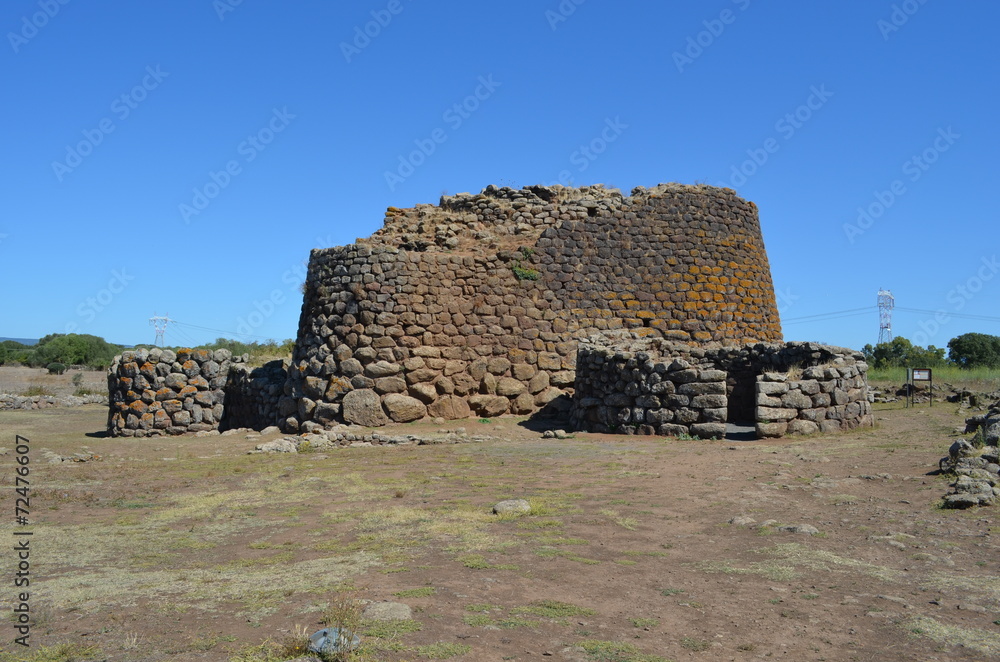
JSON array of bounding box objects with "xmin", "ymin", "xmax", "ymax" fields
[{"xmin": 0, "ymin": 399, "xmax": 998, "ymax": 661}]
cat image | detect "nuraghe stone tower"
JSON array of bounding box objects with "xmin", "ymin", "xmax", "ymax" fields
[{"xmin": 281, "ymin": 183, "xmax": 786, "ymax": 433}]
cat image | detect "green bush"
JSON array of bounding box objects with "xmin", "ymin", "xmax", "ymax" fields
[
  {"xmin": 948, "ymin": 333, "xmax": 1000, "ymax": 369},
  {"xmin": 46, "ymin": 362, "xmax": 67, "ymax": 375},
  {"xmin": 862, "ymin": 337, "xmax": 946, "ymax": 369}
]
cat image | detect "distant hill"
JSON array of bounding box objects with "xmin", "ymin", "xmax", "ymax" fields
[{"xmin": 0, "ymin": 337, "xmax": 38, "ymax": 346}]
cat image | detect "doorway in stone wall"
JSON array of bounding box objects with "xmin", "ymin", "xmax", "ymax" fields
[{"xmin": 726, "ymin": 366, "xmax": 758, "ymax": 441}]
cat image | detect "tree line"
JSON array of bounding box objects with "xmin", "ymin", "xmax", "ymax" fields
[
  {"xmin": 0, "ymin": 334, "xmax": 295, "ymax": 371},
  {"xmin": 863, "ymin": 332, "xmax": 1000, "ymax": 369}
]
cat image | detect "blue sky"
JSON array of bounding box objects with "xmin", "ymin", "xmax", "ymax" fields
[{"xmin": 2, "ymin": 0, "xmax": 997, "ymax": 352}]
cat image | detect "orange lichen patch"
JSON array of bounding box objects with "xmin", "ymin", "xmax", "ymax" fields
[
  {"xmin": 682, "ymin": 301, "xmax": 700, "ymax": 312},
  {"xmin": 195, "ymin": 349, "xmax": 211, "ymax": 361},
  {"xmin": 635, "ymin": 310, "xmax": 656, "ymax": 319},
  {"xmin": 633, "ymin": 327, "xmax": 660, "ymax": 337},
  {"xmin": 624, "ymin": 300, "xmax": 642, "ymax": 310},
  {"xmin": 608, "ymin": 300, "xmax": 625, "ymax": 311},
  {"xmin": 182, "ymin": 360, "xmax": 198, "ymax": 372},
  {"xmin": 128, "ymin": 401, "xmax": 147, "ymax": 413},
  {"xmin": 178, "ymin": 385, "xmax": 198, "ymax": 397},
  {"xmin": 689, "ymin": 265, "xmax": 701, "ymax": 275}
]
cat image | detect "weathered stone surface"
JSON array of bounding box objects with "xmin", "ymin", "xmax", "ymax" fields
[
  {"xmin": 468, "ymin": 394, "xmax": 510, "ymax": 417},
  {"xmin": 496, "ymin": 377, "xmax": 526, "ymax": 397},
  {"xmin": 341, "ymin": 389, "xmax": 388, "ymax": 427},
  {"xmin": 374, "ymin": 376, "xmax": 407, "ymax": 394},
  {"xmin": 365, "ymin": 361, "xmax": 402, "ymax": 378},
  {"xmin": 492, "ymin": 499, "xmax": 531, "ymax": 515},
  {"xmin": 383, "ymin": 394, "xmax": 427, "ymax": 423},
  {"xmin": 427, "ymin": 395, "xmax": 471, "ymax": 420}
]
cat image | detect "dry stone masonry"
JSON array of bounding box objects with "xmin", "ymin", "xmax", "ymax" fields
[
  {"xmin": 283, "ymin": 183, "xmax": 782, "ymax": 434},
  {"xmin": 108, "ymin": 347, "xmax": 243, "ymax": 437},
  {"xmin": 108, "ymin": 181, "xmax": 873, "ymax": 440},
  {"xmin": 571, "ymin": 332, "xmax": 873, "ymax": 439}
]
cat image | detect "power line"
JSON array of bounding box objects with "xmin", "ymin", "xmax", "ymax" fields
[
  {"xmin": 171, "ymin": 320, "xmax": 281, "ymax": 342},
  {"xmin": 895, "ymin": 307, "xmax": 1000, "ymax": 324},
  {"xmin": 782, "ymin": 307, "xmax": 875, "ymax": 323}
]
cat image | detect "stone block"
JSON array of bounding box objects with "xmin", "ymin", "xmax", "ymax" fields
[
  {"xmin": 690, "ymin": 423, "xmax": 726, "ymax": 439},
  {"xmin": 342, "ymin": 389, "xmax": 389, "ymax": 427},
  {"xmin": 756, "ymin": 421, "xmax": 787, "ymax": 438},
  {"xmin": 468, "ymin": 394, "xmax": 510, "ymax": 417},
  {"xmin": 755, "ymin": 406, "xmax": 798, "ymax": 421},
  {"xmin": 383, "ymin": 394, "xmax": 427, "ymax": 423},
  {"xmin": 691, "ymin": 394, "xmax": 727, "ymax": 409},
  {"xmin": 780, "ymin": 390, "xmax": 813, "ymax": 409},
  {"xmin": 787, "ymin": 419, "xmax": 819, "ymax": 435},
  {"xmin": 427, "ymin": 394, "xmax": 472, "ymax": 420}
]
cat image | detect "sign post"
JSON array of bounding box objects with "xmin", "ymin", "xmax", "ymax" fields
[{"xmin": 911, "ymin": 368, "xmax": 932, "ymax": 407}]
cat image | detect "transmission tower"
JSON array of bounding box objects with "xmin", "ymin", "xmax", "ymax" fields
[
  {"xmin": 877, "ymin": 289, "xmax": 894, "ymax": 344},
  {"xmin": 149, "ymin": 314, "xmax": 173, "ymax": 347}
]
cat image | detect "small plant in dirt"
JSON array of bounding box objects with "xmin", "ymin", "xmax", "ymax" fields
[
  {"xmin": 513, "ymin": 600, "xmax": 596, "ymax": 619},
  {"xmin": 578, "ymin": 640, "xmax": 668, "ymax": 662},
  {"xmin": 392, "ymin": 586, "xmax": 435, "ymax": 598},
  {"xmin": 680, "ymin": 636, "xmax": 710, "ymax": 651},
  {"xmin": 47, "ymin": 362, "xmax": 67, "ymax": 375},
  {"xmin": 414, "ymin": 642, "xmax": 471, "ymax": 658},
  {"xmin": 630, "ymin": 617, "xmax": 659, "ymax": 628},
  {"xmin": 0, "ymin": 643, "xmax": 102, "ymax": 662},
  {"xmin": 71, "ymin": 372, "xmax": 84, "ymax": 387}
]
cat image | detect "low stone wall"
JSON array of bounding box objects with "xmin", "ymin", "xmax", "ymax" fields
[
  {"xmin": 571, "ymin": 332, "xmax": 872, "ymax": 439},
  {"xmin": 755, "ymin": 364, "xmax": 871, "ymax": 438},
  {"xmin": 107, "ymin": 348, "xmax": 245, "ymax": 437},
  {"xmin": 1, "ymin": 393, "xmax": 107, "ymax": 410},
  {"xmin": 221, "ymin": 359, "xmax": 287, "ymax": 431}
]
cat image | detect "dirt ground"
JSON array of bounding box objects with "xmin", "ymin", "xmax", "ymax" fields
[
  {"xmin": 1, "ymin": 391, "xmax": 999, "ymax": 661},
  {"xmin": 0, "ymin": 366, "xmax": 106, "ymax": 397}
]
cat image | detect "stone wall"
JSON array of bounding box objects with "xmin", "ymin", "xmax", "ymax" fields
[
  {"xmin": 107, "ymin": 348, "xmax": 245, "ymax": 437},
  {"xmin": 284, "ymin": 182, "xmax": 782, "ymax": 432},
  {"xmin": 220, "ymin": 359, "xmax": 287, "ymax": 432},
  {"xmin": 570, "ymin": 332, "xmax": 873, "ymax": 439},
  {"xmin": 754, "ymin": 363, "xmax": 872, "ymax": 438}
]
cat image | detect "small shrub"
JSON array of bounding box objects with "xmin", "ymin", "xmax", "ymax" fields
[
  {"xmin": 71, "ymin": 372, "xmax": 84, "ymax": 387},
  {"xmin": 22, "ymin": 385, "xmax": 53, "ymax": 397},
  {"xmin": 46, "ymin": 362, "xmax": 67, "ymax": 375}
]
